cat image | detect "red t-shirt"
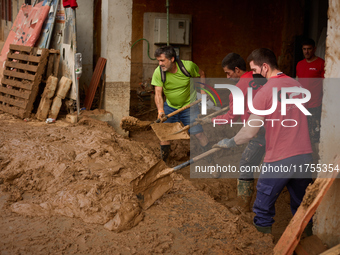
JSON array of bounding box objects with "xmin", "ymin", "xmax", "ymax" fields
[
  {"xmin": 213, "ymin": 71, "xmax": 263, "ymax": 122},
  {"xmin": 252, "ymin": 73, "xmax": 312, "ymax": 162},
  {"xmin": 296, "ymin": 57, "xmax": 325, "ymax": 108}
]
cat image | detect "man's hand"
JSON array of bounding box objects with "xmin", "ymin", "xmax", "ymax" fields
[
  {"xmin": 157, "ymin": 110, "xmax": 166, "ymax": 120},
  {"xmin": 212, "ymin": 137, "xmax": 237, "ymax": 149}
]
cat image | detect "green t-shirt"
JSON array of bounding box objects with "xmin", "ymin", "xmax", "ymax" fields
[{"xmin": 151, "ymin": 60, "xmax": 200, "ymax": 109}]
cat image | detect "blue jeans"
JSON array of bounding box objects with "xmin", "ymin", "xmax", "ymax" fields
[
  {"xmin": 253, "ymin": 153, "xmax": 313, "ymax": 227},
  {"xmin": 163, "ymin": 101, "xmax": 203, "ymax": 135}
]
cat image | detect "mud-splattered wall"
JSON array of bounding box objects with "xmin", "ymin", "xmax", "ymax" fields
[
  {"xmin": 131, "ymin": 0, "xmax": 305, "ymax": 88},
  {"xmin": 316, "ymin": 0, "xmax": 340, "ymax": 248}
]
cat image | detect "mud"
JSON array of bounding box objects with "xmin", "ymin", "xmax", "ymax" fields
[
  {"xmin": 120, "ymin": 116, "xmax": 152, "ymax": 131},
  {"xmin": 0, "ymin": 112, "xmax": 277, "ymax": 253},
  {"xmin": 151, "ymin": 122, "xmax": 190, "ymax": 141},
  {"xmin": 301, "ymin": 179, "xmax": 321, "ymax": 208}
]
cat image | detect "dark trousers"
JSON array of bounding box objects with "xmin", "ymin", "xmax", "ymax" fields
[
  {"xmin": 253, "ymin": 153, "xmax": 313, "ymax": 227},
  {"xmin": 239, "ymin": 128, "xmax": 266, "ymax": 180}
]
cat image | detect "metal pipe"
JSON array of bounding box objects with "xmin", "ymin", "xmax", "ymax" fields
[{"xmin": 166, "ymin": 0, "xmax": 169, "ymax": 46}]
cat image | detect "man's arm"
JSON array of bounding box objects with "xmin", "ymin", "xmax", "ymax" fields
[
  {"xmin": 213, "ymin": 114, "xmax": 263, "ymax": 149},
  {"xmin": 198, "ymin": 68, "xmax": 206, "ymax": 94},
  {"xmin": 154, "ymin": 86, "xmax": 165, "ymax": 119},
  {"xmin": 234, "ymin": 114, "xmax": 264, "ymax": 145}
]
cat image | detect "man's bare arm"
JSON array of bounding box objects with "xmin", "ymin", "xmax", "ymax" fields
[
  {"xmin": 198, "ymin": 68, "xmax": 206, "ymax": 94},
  {"xmin": 154, "ymin": 86, "xmax": 165, "ymax": 118},
  {"xmin": 234, "ymin": 114, "xmax": 264, "ymax": 145}
]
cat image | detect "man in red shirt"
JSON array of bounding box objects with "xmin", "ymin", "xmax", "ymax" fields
[
  {"xmin": 200, "ymin": 53, "xmax": 266, "ymax": 212},
  {"xmin": 213, "ymin": 48, "xmax": 313, "ymax": 234},
  {"xmin": 296, "ymin": 38, "xmax": 325, "ymax": 143}
]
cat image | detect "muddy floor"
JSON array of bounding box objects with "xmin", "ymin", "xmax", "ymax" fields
[{"xmin": 0, "ymin": 109, "xmax": 294, "ymax": 254}]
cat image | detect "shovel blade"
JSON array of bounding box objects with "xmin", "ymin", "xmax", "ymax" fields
[
  {"xmin": 151, "ymin": 122, "xmax": 190, "ymax": 141},
  {"xmin": 120, "ymin": 116, "xmax": 152, "ymax": 131},
  {"xmin": 131, "ymin": 160, "xmax": 174, "ymax": 210}
]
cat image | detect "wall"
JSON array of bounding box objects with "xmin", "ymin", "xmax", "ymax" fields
[
  {"xmin": 76, "ymin": 0, "xmax": 93, "ymax": 91},
  {"xmin": 314, "ymin": 0, "xmax": 340, "ymax": 247},
  {"xmin": 131, "ymin": 0, "xmax": 305, "ymax": 88},
  {"xmin": 101, "ymin": 0, "xmax": 132, "ymax": 136},
  {"xmin": 142, "ymin": 12, "xmax": 192, "ymax": 85}
]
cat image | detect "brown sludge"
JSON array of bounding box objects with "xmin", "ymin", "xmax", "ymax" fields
[
  {"xmin": 120, "ymin": 116, "xmax": 152, "ymax": 131},
  {"xmin": 0, "ymin": 113, "xmax": 274, "ymax": 254}
]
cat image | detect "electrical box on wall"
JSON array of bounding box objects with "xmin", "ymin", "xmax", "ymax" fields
[{"xmin": 154, "ymin": 18, "xmax": 190, "ymax": 45}]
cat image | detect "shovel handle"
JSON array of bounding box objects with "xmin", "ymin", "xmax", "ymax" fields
[
  {"xmin": 157, "ymin": 147, "xmax": 222, "ymax": 179},
  {"xmin": 171, "ymin": 106, "xmax": 230, "ymax": 135},
  {"xmin": 174, "ymin": 148, "xmax": 221, "ymax": 172},
  {"xmin": 155, "ymin": 99, "xmax": 202, "ymax": 123}
]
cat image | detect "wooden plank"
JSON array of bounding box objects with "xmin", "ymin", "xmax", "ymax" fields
[
  {"xmin": 84, "ymin": 57, "xmax": 107, "ymax": 110},
  {"xmin": 320, "ymin": 244, "xmax": 340, "ymax": 255},
  {"xmin": 0, "ymin": 104, "xmax": 25, "ymax": 118},
  {"xmin": 9, "ymin": 44, "xmax": 33, "ymax": 53},
  {"xmin": 49, "ymin": 49, "xmax": 60, "ymax": 54},
  {"xmin": 0, "ymin": 95, "xmax": 27, "ymax": 109},
  {"xmin": 5, "ymin": 61, "xmax": 39, "ymax": 72},
  {"xmin": 3, "ymin": 70, "xmax": 35, "ymax": 81},
  {"xmin": 0, "ymin": 86, "xmax": 31, "ymax": 100},
  {"xmin": 273, "ymin": 166, "xmax": 340, "ymax": 255},
  {"xmin": 1, "ymin": 78, "xmax": 34, "ymax": 90},
  {"xmin": 6, "ymin": 53, "xmax": 41, "ymax": 63}
]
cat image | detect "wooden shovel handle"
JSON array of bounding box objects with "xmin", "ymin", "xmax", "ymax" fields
[
  {"xmin": 155, "ymin": 99, "xmax": 202, "ymax": 123},
  {"xmin": 157, "ymin": 147, "xmax": 221, "ymax": 179},
  {"xmin": 172, "ymin": 105, "xmax": 230, "ymax": 135}
]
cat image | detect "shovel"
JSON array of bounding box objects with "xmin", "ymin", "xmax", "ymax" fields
[
  {"xmin": 131, "ymin": 147, "xmax": 221, "ymax": 209},
  {"xmin": 120, "ymin": 99, "xmax": 201, "ymax": 132},
  {"xmin": 171, "ymin": 105, "xmax": 230, "ymax": 135}
]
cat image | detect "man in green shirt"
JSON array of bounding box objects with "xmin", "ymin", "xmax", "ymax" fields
[{"xmin": 151, "ymin": 45, "xmax": 209, "ymax": 163}]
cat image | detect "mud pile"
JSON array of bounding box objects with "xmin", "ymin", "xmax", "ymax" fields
[
  {"xmin": 0, "ymin": 114, "xmax": 158, "ymax": 232},
  {"xmin": 0, "ymin": 113, "xmax": 275, "ymax": 253}
]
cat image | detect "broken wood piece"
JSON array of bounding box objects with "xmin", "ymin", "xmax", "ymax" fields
[
  {"xmin": 36, "ymin": 76, "xmax": 58, "ymax": 120},
  {"xmin": 48, "ymin": 76, "xmax": 72, "ymax": 120},
  {"xmin": 273, "ymin": 164, "xmax": 340, "ymax": 255}
]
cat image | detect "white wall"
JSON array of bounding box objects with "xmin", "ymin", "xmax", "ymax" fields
[
  {"xmin": 315, "ymin": 0, "xmax": 340, "ymax": 247},
  {"xmin": 101, "ymin": 0, "xmax": 132, "ymax": 136}
]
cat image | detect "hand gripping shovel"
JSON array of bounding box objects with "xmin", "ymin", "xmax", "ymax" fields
[
  {"xmin": 131, "ymin": 147, "xmax": 221, "ymax": 209},
  {"xmin": 171, "ymin": 105, "xmax": 230, "ymax": 135},
  {"xmin": 120, "ymin": 99, "xmax": 201, "ymax": 132}
]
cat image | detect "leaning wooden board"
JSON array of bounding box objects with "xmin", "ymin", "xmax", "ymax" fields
[
  {"xmin": 273, "ymin": 164, "xmax": 340, "ymax": 255},
  {"xmin": 84, "ymin": 57, "xmax": 107, "ymax": 110}
]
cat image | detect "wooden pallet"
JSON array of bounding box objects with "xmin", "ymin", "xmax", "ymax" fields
[{"xmin": 0, "ymin": 44, "xmax": 49, "ymax": 118}]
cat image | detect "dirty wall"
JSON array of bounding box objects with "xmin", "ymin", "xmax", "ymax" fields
[
  {"xmin": 315, "ymin": 0, "xmax": 340, "ymax": 247},
  {"xmin": 131, "ymin": 0, "xmax": 305, "ymax": 88}
]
